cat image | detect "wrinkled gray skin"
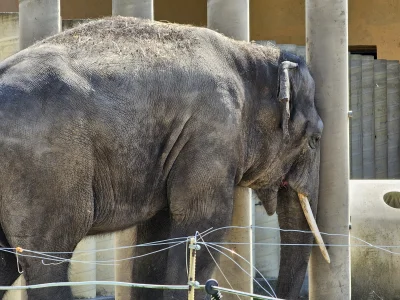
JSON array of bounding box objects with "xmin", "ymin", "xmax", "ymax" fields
[{"xmin": 0, "ymin": 17, "xmax": 322, "ymax": 300}]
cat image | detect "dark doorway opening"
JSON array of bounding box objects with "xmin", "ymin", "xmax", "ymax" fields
[{"xmin": 349, "ymin": 45, "xmax": 377, "ymax": 59}]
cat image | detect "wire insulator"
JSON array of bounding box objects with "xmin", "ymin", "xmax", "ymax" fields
[{"xmin": 205, "ymin": 279, "xmax": 223, "ymax": 299}]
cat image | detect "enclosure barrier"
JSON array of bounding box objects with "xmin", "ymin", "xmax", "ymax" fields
[
  {"xmin": 0, "ymin": 232, "xmax": 284, "ymax": 300},
  {"xmin": 2, "ymin": 224, "xmax": 400, "ymax": 299}
]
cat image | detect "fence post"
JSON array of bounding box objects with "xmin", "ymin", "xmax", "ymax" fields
[
  {"xmin": 111, "ymin": 2, "xmax": 154, "ymax": 299},
  {"xmin": 306, "ymin": 0, "xmax": 351, "ymax": 298},
  {"xmin": 207, "ymin": 2, "xmax": 254, "ymax": 299},
  {"xmin": 69, "ymin": 238, "xmax": 97, "ymax": 299},
  {"xmin": 95, "ymin": 234, "xmax": 116, "ymax": 297},
  {"xmin": 114, "ymin": 228, "xmax": 136, "ymax": 300}
]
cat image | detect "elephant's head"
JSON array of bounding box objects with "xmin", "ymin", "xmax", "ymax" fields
[{"xmin": 242, "ymin": 50, "xmax": 326, "ymax": 299}]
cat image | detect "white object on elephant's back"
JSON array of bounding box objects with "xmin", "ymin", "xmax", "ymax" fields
[
  {"xmin": 350, "ymin": 180, "xmax": 400, "ymax": 299},
  {"xmin": 69, "ymin": 237, "xmax": 97, "ymax": 299}
]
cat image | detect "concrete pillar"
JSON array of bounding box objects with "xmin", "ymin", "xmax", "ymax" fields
[
  {"xmin": 207, "ymin": 3, "xmax": 252, "ymax": 298},
  {"xmin": 306, "ymin": 0, "xmax": 351, "ymax": 299},
  {"xmin": 112, "ymin": 0, "xmax": 153, "ymax": 19},
  {"xmin": 114, "ymin": 228, "xmax": 136, "ymax": 300},
  {"xmin": 112, "ymin": 0, "xmax": 154, "ymax": 300},
  {"xmin": 95, "ymin": 233, "xmax": 116, "ymax": 297},
  {"xmin": 69, "ymin": 238, "xmax": 97, "ymax": 299},
  {"xmin": 111, "ymin": 2, "xmax": 153, "ymax": 299},
  {"xmin": 3, "ymin": 276, "xmax": 27, "ymax": 300},
  {"xmin": 207, "ymin": 0, "xmax": 249, "ymax": 41},
  {"xmin": 253, "ymin": 193, "xmax": 280, "ymax": 284},
  {"xmin": 19, "ymin": 0, "xmax": 61, "ymax": 50},
  {"xmin": 211, "ymin": 188, "xmax": 253, "ymax": 299}
]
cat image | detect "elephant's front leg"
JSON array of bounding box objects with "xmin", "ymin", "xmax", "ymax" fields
[{"xmin": 163, "ymin": 157, "xmax": 235, "ymax": 299}]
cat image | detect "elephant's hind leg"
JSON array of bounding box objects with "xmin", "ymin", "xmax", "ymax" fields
[
  {"xmin": 1, "ymin": 164, "xmax": 94, "ymax": 299},
  {"xmin": 0, "ymin": 250, "xmax": 20, "ymax": 299},
  {"xmin": 5, "ymin": 214, "xmax": 90, "ymax": 300}
]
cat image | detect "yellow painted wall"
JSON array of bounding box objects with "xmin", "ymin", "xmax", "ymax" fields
[
  {"xmin": 1, "ymin": 0, "xmax": 400, "ymax": 60},
  {"xmin": 0, "ymin": 0, "xmax": 17, "ymax": 12}
]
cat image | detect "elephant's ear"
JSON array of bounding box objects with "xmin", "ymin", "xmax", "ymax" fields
[{"xmin": 277, "ymin": 61, "xmax": 298, "ymax": 141}]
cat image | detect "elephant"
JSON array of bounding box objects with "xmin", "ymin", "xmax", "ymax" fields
[{"xmin": 0, "ymin": 16, "xmax": 327, "ymax": 300}]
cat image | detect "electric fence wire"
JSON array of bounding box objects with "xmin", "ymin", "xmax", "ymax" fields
[
  {"xmin": 201, "ymin": 242, "xmax": 278, "ymax": 299},
  {"xmin": 1, "ymin": 225, "xmax": 400, "ymax": 298},
  {"xmin": 201, "ymin": 240, "xmax": 278, "ymax": 298},
  {"xmin": 195, "ymin": 231, "xmax": 243, "ymax": 300},
  {"xmin": 0, "ymin": 239, "xmax": 187, "ymax": 266},
  {"xmin": 201, "ymin": 225, "xmax": 400, "ymax": 255}
]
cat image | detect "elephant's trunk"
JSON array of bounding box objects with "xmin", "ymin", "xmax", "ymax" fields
[{"xmin": 275, "ymin": 180, "xmax": 325, "ymax": 298}]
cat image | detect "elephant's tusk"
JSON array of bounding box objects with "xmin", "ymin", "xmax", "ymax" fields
[{"xmin": 298, "ymin": 193, "xmax": 331, "ymax": 263}]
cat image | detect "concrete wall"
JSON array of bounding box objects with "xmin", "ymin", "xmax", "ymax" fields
[
  {"xmin": 348, "ymin": 54, "xmax": 400, "ymax": 179},
  {"xmin": 350, "ymin": 180, "xmax": 400, "ymax": 299},
  {"xmin": 2, "ymin": 0, "xmax": 400, "ymax": 59}
]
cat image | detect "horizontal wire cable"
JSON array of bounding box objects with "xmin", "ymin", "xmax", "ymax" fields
[
  {"xmin": 0, "ymin": 225, "xmax": 398, "ymax": 297},
  {"xmin": 0, "ymin": 241, "xmax": 187, "ymax": 266},
  {"xmin": 0, "ymin": 281, "xmax": 192, "ymax": 291}
]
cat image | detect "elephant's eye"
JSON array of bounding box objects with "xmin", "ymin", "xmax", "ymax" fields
[{"xmin": 309, "ymin": 135, "xmax": 321, "ymax": 149}]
